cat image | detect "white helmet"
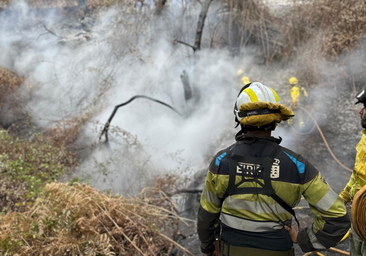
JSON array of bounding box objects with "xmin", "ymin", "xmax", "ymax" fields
[{"xmin": 234, "ymin": 82, "xmax": 293, "ymax": 128}]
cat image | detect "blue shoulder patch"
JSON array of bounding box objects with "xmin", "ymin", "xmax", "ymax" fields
[
  {"xmin": 284, "ymin": 152, "xmax": 305, "ymax": 174},
  {"xmin": 216, "ymin": 152, "xmax": 227, "ymax": 166}
]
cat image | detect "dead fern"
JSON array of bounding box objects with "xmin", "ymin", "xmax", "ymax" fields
[{"xmin": 0, "ymin": 181, "xmax": 192, "ymax": 256}]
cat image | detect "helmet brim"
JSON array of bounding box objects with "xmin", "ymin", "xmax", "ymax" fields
[{"xmin": 238, "ymin": 102, "xmax": 294, "ymax": 127}]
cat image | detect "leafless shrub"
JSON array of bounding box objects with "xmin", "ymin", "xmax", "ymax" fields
[
  {"xmin": 0, "ymin": 0, "xmax": 159, "ymax": 9},
  {"xmin": 214, "ymin": 0, "xmax": 366, "ymax": 67},
  {"xmin": 0, "ymin": 66, "xmax": 31, "ymax": 130},
  {"xmin": 0, "ymin": 65, "xmax": 23, "ymax": 107},
  {"xmin": 217, "ymin": 0, "xmax": 281, "ymax": 62},
  {"xmin": 281, "ymin": 0, "xmax": 366, "ymax": 58}
]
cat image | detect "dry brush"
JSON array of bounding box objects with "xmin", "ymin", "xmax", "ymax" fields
[{"xmin": 0, "ymin": 181, "xmax": 192, "ymax": 256}]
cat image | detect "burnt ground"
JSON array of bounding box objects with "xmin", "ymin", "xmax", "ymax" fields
[{"xmin": 172, "ymin": 84, "xmax": 360, "ymax": 256}]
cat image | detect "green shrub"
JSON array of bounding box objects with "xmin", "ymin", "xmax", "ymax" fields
[{"xmin": 0, "ymin": 130, "xmax": 78, "ymax": 213}]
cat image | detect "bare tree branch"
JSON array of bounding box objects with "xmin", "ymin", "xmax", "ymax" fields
[
  {"xmin": 194, "ymin": 0, "xmax": 213, "ymax": 51},
  {"xmin": 173, "ymin": 0, "xmax": 212, "ymax": 53},
  {"xmin": 43, "ymin": 24, "xmax": 61, "ymax": 38},
  {"xmin": 174, "ymin": 40, "xmax": 196, "ymax": 51}
]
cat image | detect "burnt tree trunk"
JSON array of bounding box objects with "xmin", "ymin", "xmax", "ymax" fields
[{"xmin": 194, "ymin": 0, "xmax": 213, "ymax": 51}]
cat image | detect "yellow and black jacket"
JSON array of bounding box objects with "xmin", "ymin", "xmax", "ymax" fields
[
  {"xmin": 340, "ymin": 130, "xmax": 366, "ymax": 202},
  {"xmin": 197, "ymin": 134, "xmax": 350, "ymax": 253},
  {"xmin": 291, "ymin": 85, "xmax": 308, "ymax": 109}
]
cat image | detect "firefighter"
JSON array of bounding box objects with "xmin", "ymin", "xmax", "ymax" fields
[
  {"xmin": 197, "ymin": 82, "xmax": 350, "ymax": 256},
  {"xmin": 241, "ymin": 76, "xmax": 250, "ymax": 86},
  {"xmin": 340, "ymin": 86, "xmax": 366, "ymax": 256},
  {"xmin": 237, "ymin": 69, "xmax": 250, "ymax": 87},
  {"xmin": 289, "ymin": 77, "xmax": 308, "ymax": 109},
  {"xmin": 288, "ymin": 77, "xmax": 308, "ymax": 127}
]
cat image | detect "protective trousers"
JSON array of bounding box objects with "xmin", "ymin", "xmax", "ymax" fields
[
  {"xmin": 220, "ymin": 241, "xmax": 295, "ymax": 256},
  {"xmin": 350, "ymin": 225, "xmax": 366, "ymax": 256}
]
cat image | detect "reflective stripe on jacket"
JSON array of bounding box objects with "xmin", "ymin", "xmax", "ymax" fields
[
  {"xmin": 340, "ymin": 130, "xmax": 366, "ymax": 202},
  {"xmin": 197, "ymin": 134, "xmax": 350, "ymax": 253}
]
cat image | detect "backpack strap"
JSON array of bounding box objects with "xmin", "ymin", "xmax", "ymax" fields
[
  {"xmin": 270, "ymin": 193, "xmax": 299, "ymax": 227},
  {"xmin": 226, "ymin": 143, "xmax": 300, "ymax": 227}
]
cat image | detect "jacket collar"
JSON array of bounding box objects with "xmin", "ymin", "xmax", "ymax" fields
[{"xmin": 235, "ymin": 131, "xmax": 282, "ymax": 144}]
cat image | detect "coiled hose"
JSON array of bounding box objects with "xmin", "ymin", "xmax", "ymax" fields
[{"xmin": 352, "ymin": 185, "xmax": 366, "ymax": 242}]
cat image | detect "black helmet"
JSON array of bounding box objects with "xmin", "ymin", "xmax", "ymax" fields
[{"xmin": 355, "ymin": 87, "xmax": 366, "ymax": 105}]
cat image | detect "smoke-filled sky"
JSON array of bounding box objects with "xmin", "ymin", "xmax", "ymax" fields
[
  {"xmin": 0, "ymin": 0, "xmax": 363, "ymax": 195},
  {"xmin": 0, "ymin": 0, "xmax": 240, "ymax": 194}
]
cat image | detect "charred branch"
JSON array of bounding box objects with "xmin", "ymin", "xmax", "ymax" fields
[{"xmin": 99, "ymin": 95, "xmax": 181, "ymax": 142}]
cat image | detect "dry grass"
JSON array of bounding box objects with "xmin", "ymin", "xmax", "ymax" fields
[{"xmin": 0, "ymin": 181, "xmax": 192, "ymax": 256}]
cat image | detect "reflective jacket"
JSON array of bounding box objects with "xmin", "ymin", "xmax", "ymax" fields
[
  {"xmin": 340, "ymin": 130, "xmax": 366, "ymax": 202},
  {"xmin": 197, "ymin": 134, "xmax": 350, "ymax": 253},
  {"xmin": 291, "ymin": 85, "xmax": 308, "ymax": 109}
]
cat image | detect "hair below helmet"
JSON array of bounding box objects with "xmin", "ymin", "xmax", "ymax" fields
[
  {"xmin": 234, "ymin": 82, "xmax": 294, "ymax": 128},
  {"xmin": 289, "ymin": 77, "xmax": 298, "ymax": 85}
]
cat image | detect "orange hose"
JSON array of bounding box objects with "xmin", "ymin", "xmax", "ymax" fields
[
  {"xmin": 298, "ymin": 107, "xmax": 353, "ymax": 173},
  {"xmin": 293, "ymin": 107, "xmax": 352, "ymax": 256},
  {"xmin": 329, "ymin": 247, "xmax": 350, "ymax": 255}
]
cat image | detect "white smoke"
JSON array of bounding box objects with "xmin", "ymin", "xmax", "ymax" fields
[
  {"xmin": 0, "ymin": 0, "xmax": 362, "ymax": 195},
  {"xmin": 0, "ymin": 0, "xmax": 240, "ymax": 194}
]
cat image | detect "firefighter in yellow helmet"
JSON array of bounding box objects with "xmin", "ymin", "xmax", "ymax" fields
[
  {"xmin": 241, "ymin": 76, "xmax": 250, "ymax": 85},
  {"xmin": 237, "ymin": 69, "xmax": 250, "ymax": 87},
  {"xmin": 289, "ymin": 77, "xmax": 308, "ymax": 108},
  {"xmin": 197, "ymin": 82, "xmax": 350, "ymax": 256},
  {"xmin": 288, "ymin": 77, "xmax": 308, "ymax": 127},
  {"xmin": 340, "ymin": 86, "xmax": 366, "ymax": 255}
]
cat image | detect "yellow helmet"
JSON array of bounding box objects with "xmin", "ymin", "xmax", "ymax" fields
[
  {"xmin": 241, "ymin": 76, "xmax": 250, "ymax": 85},
  {"xmin": 289, "ymin": 77, "xmax": 298, "ymax": 85},
  {"xmin": 234, "ymin": 82, "xmax": 294, "ymax": 128},
  {"xmin": 237, "ymin": 69, "xmax": 244, "ymax": 76}
]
